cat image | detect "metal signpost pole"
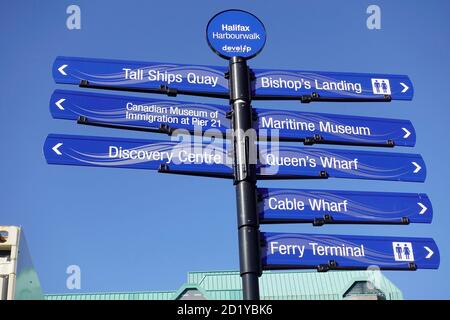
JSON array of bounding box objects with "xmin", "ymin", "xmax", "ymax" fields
[{"xmin": 229, "ymin": 56, "xmax": 261, "ymax": 300}]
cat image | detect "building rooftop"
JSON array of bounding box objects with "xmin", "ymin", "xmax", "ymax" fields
[{"xmin": 45, "ymin": 270, "xmax": 403, "ymax": 300}]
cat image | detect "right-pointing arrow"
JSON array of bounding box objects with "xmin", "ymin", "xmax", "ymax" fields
[
  {"xmin": 55, "ymin": 98, "xmax": 65, "ymax": 110},
  {"xmin": 400, "ymin": 82, "xmax": 409, "ymax": 93},
  {"xmin": 418, "ymin": 202, "xmax": 427, "ymax": 215},
  {"xmin": 412, "ymin": 162, "xmax": 422, "ymax": 174},
  {"xmin": 52, "ymin": 143, "xmax": 63, "ymax": 156},
  {"xmin": 424, "ymin": 246, "xmax": 434, "ymax": 259},
  {"xmin": 402, "ymin": 128, "xmax": 411, "ymax": 139}
]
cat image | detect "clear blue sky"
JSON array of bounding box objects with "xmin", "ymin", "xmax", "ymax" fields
[{"xmin": 1, "ymin": 0, "xmax": 449, "ymax": 299}]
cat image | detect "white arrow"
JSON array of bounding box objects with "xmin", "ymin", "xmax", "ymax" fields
[
  {"xmin": 58, "ymin": 64, "xmax": 68, "ymax": 76},
  {"xmin": 55, "ymin": 98, "xmax": 65, "ymax": 110},
  {"xmin": 400, "ymin": 82, "xmax": 409, "ymax": 93},
  {"xmin": 52, "ymin": 143, "xmax": 63, "ymax": 156},
  {"xmin": 402, "ymin": 128, "xmax": 411, "ymax": 139},
  {"xmin": 412, "ymin": 162, "xmax": 422, "ymax": 174},
  {"xmin": 418, "ymin": 202, "xmax": 427, "ymax": 215},
  {"xmin": 424, "ymin": 246, "xmax": 434, "ymax": 259}
]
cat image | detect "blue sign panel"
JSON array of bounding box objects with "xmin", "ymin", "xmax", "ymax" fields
[
  {"xmin": 206, "ymin": 9, "xmax": 266, "ymax": 59},
  {"xmin": 252, "ymin": 68, "xmax": 414, "ymax": 100},
  {"xmin": 258, "ymin": 145, "xmax": 426, "ymax": 182},
  {"xmin": 50, "ymin": 90, "xmax": 415, "ymax": 147},
  {"xmin": 261, "ymin": 232, "xmax": 440, "ymax": 270},
  {"xmin": 44, "ymin": 137, "xmax": 425, "ymax": 181},
  {"xmin": 53, "ymin": 57, "xmax": 413, "ymax": 101},
  {"xmin": 50, "ymin": 90, "xmax": 230, "ymax": 133},
  {"xmin": 53, "ymin": 56, "xmax": 228, "ymax": 96},
  {"xmin": 258, "ymin": 188, "xmax": 432, "ymax": 224},
  {"xmin": 44, "ymin": 134, "xmax": 232, "ymax": 176},
  {"xmin": 255, "ymin": 108, "xmax": 416, "ymax": 147}
]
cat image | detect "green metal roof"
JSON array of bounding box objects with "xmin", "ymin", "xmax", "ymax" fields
[
  {"xmin": 45, "ymin": 270, "xmax": 403, "ymax": 300},
  {"xmin": 45, "ymin": 290, "xmax": 175, "ymax": 301}
]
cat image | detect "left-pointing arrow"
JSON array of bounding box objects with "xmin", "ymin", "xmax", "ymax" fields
[
  {"xmin": 412, "ymin": 161, "xmax": 422, "ymax": 174},
  {"xmin": 55, "ymin": 98, "xmax": 65, "ymax": 110},
  {"xmin": 58, "ymin": 65, "xmax": 68, "ymax": 76},
  {"xmin": 52, "ymin": 143, "xmax": 63, "ymax": 155},
  {"xmin": 424, "ymin": 246, "xmax": 434, "ymax": 259}
]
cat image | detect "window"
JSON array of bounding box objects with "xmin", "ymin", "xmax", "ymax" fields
[
  {"xmin": 343, "ymin": 281, "xmax": 386, "ymax": 300},
  {"xmin": 177, "ymin": 288, "xmax": 206, "ymax": 300}
]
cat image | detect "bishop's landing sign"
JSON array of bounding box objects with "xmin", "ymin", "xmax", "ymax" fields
[{"xmin": 252, "ymin": 69, "xmax": 413, "ymax": 101}]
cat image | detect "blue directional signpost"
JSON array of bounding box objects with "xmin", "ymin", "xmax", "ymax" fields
[
  {"xmin": 53, "ymin": 56, "xmax": 229, "ymax": 97},
  {"xmin": 258, "ymin": 146, "xmax": 426, "ymax": 182},
  {"xmin": 53, "ymin": 56, "xmax": 413, "ymax": 102},
  {"xmin": 261, "ymin": 233, "xmax": 439, "ymax": 271},
  {"xmin": 44, "ymin": 134, "xmax": 232, "ymax": 177},
  {"xmin": 44, "ymin": 133, "xmax": 425, "ymax": 182},
  {"xmin": 258, "ymin": 189, "xmax": 432, "ymax": 225},
  {"xmin": 255, "ymin": 109, "xmax": 416, "ymax": 147},
  {"xmin": 252, "ymin": 68, "xmax": 413, "ymax": 101},
  {"xmin": 44, "ymin": 9, "xmax": 439, "ymax": 300},
  {"xmin": 50, "ymin": 90, "xmax": 230, "ymax": 134},
  {"xmin": 50, "ymin": 89, "xmax": 416, "ymax": 147}
]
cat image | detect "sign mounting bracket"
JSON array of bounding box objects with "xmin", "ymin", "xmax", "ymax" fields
[
  {"xmin": 77, "ymin": 116, "xmax": 174, "ymax": 135},
  {"xmin": 79, "ymin": 80, "xmax": 230, "ymax": 99},
  {"xmin": 251, "ymin": 92, "xmax": 392, "ymax": 103},
  {"xmin": 256, "ymin": 171, "xmax": 329, "ymax": 180},
  {"xmin": 303, "ymin": 134, "xmax": 396, "ymax": 148},
  {"xmin": 157, "ymin": 164, "xmax": 232, "ymax": 179}
]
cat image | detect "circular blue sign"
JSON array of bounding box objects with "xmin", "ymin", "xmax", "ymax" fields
[{"xmin": 206, "ymin": 9, "xmax": 266, "ymax": 60}]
